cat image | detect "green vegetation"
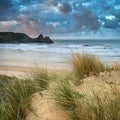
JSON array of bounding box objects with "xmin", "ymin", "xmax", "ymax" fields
[
  {"xmin": 0, "ymin": 68, "xmax": 50, "ymax": 120},
  {"xmin": 52, "ymin": 80, "xmax": 84, "ymax": 120},
  {"xmin": 30, "ymin": 67, "xmax": 50, "ymax": 90},
  {"xmin": 0, "ymin": 53, "xmax": 120, "ymax": 120},
  {"xmin": 52, "ymin": 80, "xmax": 120, "ymax": 120},
  {"xmin": 71, "ymin": 53, "xmax": 120, "ymax": 85},
  {"xmin": 51, "ymin": 53, "xmax": 120, "ymax": 120},
  {"xmin": 0, "ymin": 75, "xmax": 38, "ymax": 120},
  {"xmin": 72, "ymin": 53, "xmax": 105, "ymax": 80},
  {"xmin": 86, "ymin": 86, "xmax": 120, "ymax": 120}
]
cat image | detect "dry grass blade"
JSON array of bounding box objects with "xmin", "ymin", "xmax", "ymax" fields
[{"xmin": 72, "ymin": 53, "xmax": 105, "ymax": 84}]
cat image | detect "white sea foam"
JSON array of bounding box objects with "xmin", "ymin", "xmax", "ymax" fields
[{"xmin": 0, "ymin": 40, "xmax": 120, "ymax": 64}]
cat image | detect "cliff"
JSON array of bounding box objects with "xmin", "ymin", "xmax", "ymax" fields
[{"xmin": 0, "ymin": 32, "xmax": 53, "ymax": 43}]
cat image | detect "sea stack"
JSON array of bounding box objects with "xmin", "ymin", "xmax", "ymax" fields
[
  {"xmin": 0, "ymin": 32, "xmax": 53, "ymax": 43},
  {"xmin": 33, "ymin": 34, "xmax": 53, "ymax": 43}
]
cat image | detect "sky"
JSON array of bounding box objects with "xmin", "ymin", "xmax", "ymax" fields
[{"xmin": 0, "ymin": 0, "xmax": 120, "ymax": 39}]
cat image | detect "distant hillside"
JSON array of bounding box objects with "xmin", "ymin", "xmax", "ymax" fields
[{"xmin": 0, "ymin": 32, "xmax": 53, "ymax": 43}]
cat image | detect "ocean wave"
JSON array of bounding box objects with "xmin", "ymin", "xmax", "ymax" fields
[{"xmin": 0, "ymin": 39, "xmax": 120, "ymax": 62}]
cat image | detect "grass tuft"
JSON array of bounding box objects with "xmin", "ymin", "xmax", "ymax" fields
[
  {"xmin": 30, "ymin": 67, "xmax": 50, "ymax": 90},
  {"xmin": 0, "ymin": 67, "xmax": 52, "ymax": 120},
  {"xmin": 71, "ymin": 53, "xmax": 105, "ymax": 84},
  {"xmin": 52, "ymin": 80, "xmax": 84, "ymax": 120},
  {"xmin": 0, "ymin": 56, "xmax": 120, "ymax": 120},
  {"xmin": 0, "ymin": 75, "xmax": 40, "ymax": 120},
  {"xmin": 52, "ymin": 80, "xmax": 120, "ymax": 120},
  {"xmin": 82, "ymin": 86, "xmax": 120, "ymax": 120}
]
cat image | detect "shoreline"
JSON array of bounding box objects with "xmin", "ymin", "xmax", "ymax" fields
[{"xmin": 0, "ymin": 54, "xmax": 120, "ymax": 120}]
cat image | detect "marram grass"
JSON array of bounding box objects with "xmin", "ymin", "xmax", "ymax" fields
[
  {"xmin": 0, "ymin": 75, "xmax": 39, "ymax": 120},
  {"xmin": 51, "ymin": 80, "xmax": 84, "ymax": 120},
  {"xmin": 30, "ymin": 67, "xmax": 50, "ymax": 90},
  {"xmin": 71, "ymin": 53, "xmax": 120, "ymax": 85},
  {"xmin": 72, "ymin": 53, "xmax": 105, "ymax": 80},
  {"xmin": 52, "ymin": 80, "xmax": 120, "ymax": 120},
  {"xmin": 0, "ymin": 68, "xmax": 51, "ymax": 120},
  {"xmin": 0, "ymin": 53, "xmax": 120, "ymax": 120}
]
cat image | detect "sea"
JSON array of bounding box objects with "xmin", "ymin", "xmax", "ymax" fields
[{"xmin": 0, "ymin": 39, "xmax": 120, "ymax": 68}]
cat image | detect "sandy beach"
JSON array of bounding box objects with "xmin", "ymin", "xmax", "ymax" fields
[
  {"xmin": 0, "ymin": 43, "xmax": 120, "ymax": 120},
  {"xmin": 0, "ymin": 48, "xmax": 71, "ymax": 76},
  {"xmin": 0, "ymin": 65, "xmax": 32, "ymax": 77},
  {"xmin": 0, "ymin": 60, "xmax": 71, "ymax": 78},
  {"xmin": 0, "ymin": 0, "xmax": 120, "ymax": 119},
  {"xmin": 0, "ymin": 54, "xmax": 120, "ymax": 120},
  {"xmin": 0, "ymin": 39, "xmax": 120, "ymax": 78}
]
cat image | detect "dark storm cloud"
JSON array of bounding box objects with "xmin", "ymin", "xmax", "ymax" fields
[
  {"xmin": 57, "ymin": 2, "xmax": 72, "ymax": 15},
  {"xmin": 0, "ymin": 0, "xmax": 120, "ymax": 37},
  {"xmin": 19, "ymin": 0, "xmax": 43, "ymax": 5},
  {"xmin": 73, "ymin": 6, "xmax": 100, "ymax": 30},
  {"xmin": 0, "ymin": 0, "xmax": 13, "ymax": 11},
  {"xmin": 104, "ymin": 18, "xmax": 119, "ymax": 29},
  {"xmin": 20, "ymin": 0, "xmax": 34, "ymax": 4},
  {"xmin": 0, "ymin": 0, "xmax": 20, "ymax": 21}
]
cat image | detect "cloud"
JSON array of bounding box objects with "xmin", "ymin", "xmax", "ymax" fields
[
  {"xmin": 0, "ymin": 0, "xmax": 120, "ymax": 38},
  {"xmin": 0, "ymin": 0, "xmax": 13, "ymax": 11},
  {"xmin": 15, "ymin": 15, "xmax": 56, "ymax": 36},
  {"xmin": 0, "ymin": 20, "xmax": 23, "ymax": 32},
  {"xmin": 56, "ymin": 2, "xmax": 72, "ymax": 14},
  {"xmin": 74, "ymin": 6, "xmax": 100, "ymax": 30},
  {"xmin": 0, "ymin": 0, "xmax": 20, "ymax": 21},
  {"xmin": 104, "ymin": 19, "xmax": 119, "ymax": 29}
]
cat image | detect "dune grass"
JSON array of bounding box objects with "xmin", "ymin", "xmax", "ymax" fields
[
  {"xmin": 78, "ymin": 85, "xmax": 120, "ymax": 120},
  {"xmin": 30, "ymin": 67, "xmax": 51, "ymax": 90},
  {"xmin": 71, "ymin": 53, "xmax": 120, "ymax": 85},
  {"xmin": 0, "ymin": 75, "xmax": 39, "ymax": 120},
  {"xmin": 0, "ymin": 68, "xmax": 51, "ymax": 120},
  {"xmin": 0, "ymin": 53, "xmax": 120, "ymax": 120},
  {"xmin": 72, "ymin": 53, "xmax": 105, "ymax": 80},
  {"xmin": 52, "ymin": 81, "xmax": 83, "ymax": 110},
  {"xmin": 51, "ymin": 80, "xmax": 84, "ymax": 120},
  {"xmin": 50, "ymin": 53, "xmax": 120, "ymax": 119},
  {"xmin": 52, "ymin": 79, "xmax": 120, "ymax": 120}
]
